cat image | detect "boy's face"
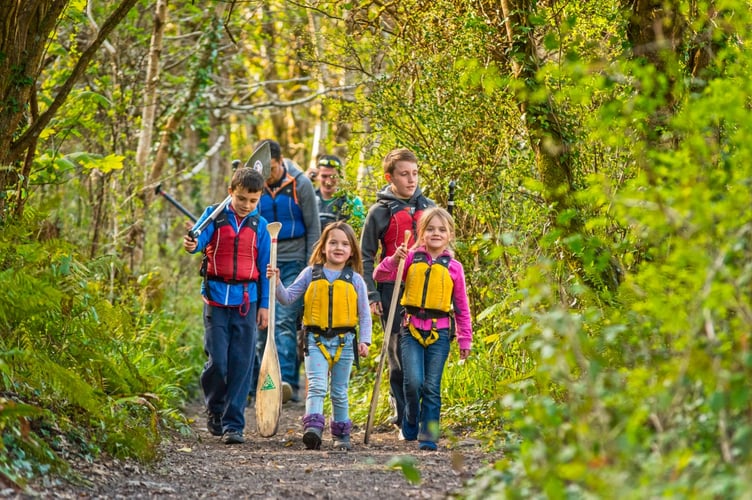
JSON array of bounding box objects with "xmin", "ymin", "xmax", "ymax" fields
[
  {"xmin": 387, "ymin": 160, "xmax": 419, "ymax": 199},
  {"xmin": 229, "ymin": 187, "xmax": 261, "ymax": 218}
]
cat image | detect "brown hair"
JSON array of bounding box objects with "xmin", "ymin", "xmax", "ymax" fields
[
  {"xmin": 413, "ymin": 207, "xmax": 455, "ymax": 255},
  {"xmin": 382, "ymin": 148, "xmax": 418, "ymax": 176},
  {"xmin": 309, "ymin": 221, "xmax": 363, "ymax": 275},
  {"xmin": 230, "ymin": 167, "xmax": 265, "ymax": 192}
]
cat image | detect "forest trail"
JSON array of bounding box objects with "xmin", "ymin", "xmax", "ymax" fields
[{"xmin": 24, "ymin": 399, "xmax": 499, "ymax": 499}]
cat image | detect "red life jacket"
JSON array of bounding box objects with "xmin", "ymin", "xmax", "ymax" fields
[
  {"xmin": 204, "ymin": 211, "xmax": 260, "ymax": 283},
  {"xmin": 379, "ymin": 197, "xmax": 431, "ymax": 258}
]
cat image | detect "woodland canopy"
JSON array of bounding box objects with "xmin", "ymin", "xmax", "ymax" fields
[{"xmin": 2, "ymin": 0, "xmax": 752, "ymax": 497}]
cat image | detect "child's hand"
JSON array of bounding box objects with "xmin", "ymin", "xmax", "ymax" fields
[
  {"xmin": 257, "ymin": 307, "xmax": 269, "ymax": 329},
  {"xmin": 370, "ymin": 301, "xmax": 383, "ymax": 316},
  {"xmin": 459, "ymin": 348, "xmax": 470, "ymax": 360},
  {"xmin": 266, "ymin": 263, "xmax": 280, "ymax": 281},
  {"xmin": 393, "ymin": 244, "xmax": 407, "ymax": 261},
  {"xmin": 358, "ymin": 342, "xmax": 369, "ymax": 357},
  {"xmin": 183, "ymin": 234, "xmax": 197, "ymax": 252}
]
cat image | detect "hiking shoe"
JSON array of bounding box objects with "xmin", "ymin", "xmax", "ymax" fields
[
  {"xmin": 289, "ymin": 390, "xmax": 301, "ymax": 403},
  {"xmin": 282, "ymin": 382, "xmax": 293, "ymax": 403},
  {"xmin": 206, "ymin": 412, "xmax": 222, "ymax": 436},
  {"xmin": 302, "ymin": 427, "xmax": 322, "ymax": 450},
  {"xmin": 222, "ymin": 431, "xmax": 244, "ymax": 445},
  {"xmin": 419, "ymin": 440, "xmax": 437, "ymax": 451},
  {"xmin": 332, "ymin": 434, "xmax": 351, "ymax": 451}
]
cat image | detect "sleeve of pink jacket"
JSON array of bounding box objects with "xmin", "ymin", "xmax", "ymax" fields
[
  {"xmin": 372, "ymin": 251, "xmax": 415, "ymax": 283},
  {"xmin": 449, "ymin": 259, "xmax": 473, "ymax": 351},
  {"xmin": 372, "ymin": 253, "xmax": 397, "ymax": 283}
]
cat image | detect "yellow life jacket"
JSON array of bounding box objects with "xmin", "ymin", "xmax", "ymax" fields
[
  {"xmin": 303, "ymin": 265, "xmax": 359, "ymax": 332},
  {"xmin": 401, "ymin": 251, "xmax": 454, "ymax": 318}
]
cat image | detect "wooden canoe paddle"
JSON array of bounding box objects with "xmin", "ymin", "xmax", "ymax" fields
[
  {"xmin": 364, "ymin": 230, "xmax": 411, "ymax": 444},
  {"xmin": 256, "ymin": 221, "xmax": 283, "ymax": 437}
]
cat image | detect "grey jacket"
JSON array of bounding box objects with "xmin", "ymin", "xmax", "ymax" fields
[{"xmin": 360, "ymin": 185, "xmax": 434, "ymax": 303}]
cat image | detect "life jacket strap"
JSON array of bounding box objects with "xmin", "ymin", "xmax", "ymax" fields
[
  {"xmin": 313, "ymin": 332, "xmax": 347, "ymax": 370},
  {"xmin": 407, "ymin": 317, "xmax": 440, "ymax": 348},
  {"xmin": 206, "ymin": 276, "xmax": 258, "ymax": 285},
  {"xmin": 404, "ymin": 306, "xmax": 451, "ymax": 320}
]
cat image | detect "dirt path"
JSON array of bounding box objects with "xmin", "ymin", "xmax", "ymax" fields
[{"xmin": 23, "ymin": 399, "xmax": 499, "ymax": 499}]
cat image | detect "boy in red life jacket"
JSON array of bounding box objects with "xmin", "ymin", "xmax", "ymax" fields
[
  {"xmin": 360, "ymin": 148, "xmax": 434, "ymax": 435},
  {"xmin": 183, "ymin": 168, "xmax": 271, "ymax": 445}
]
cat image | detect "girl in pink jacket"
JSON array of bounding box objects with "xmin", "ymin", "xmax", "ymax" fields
[{"xmin": 373, "ymin": 207, "xmax": 472, "ymax": 451}]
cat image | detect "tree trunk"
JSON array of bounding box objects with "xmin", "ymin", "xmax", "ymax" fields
[
  {"xmin": 121, "ymin": 8, "xmax": 225, "ymax": 272},
  {"xmin": 135, "ymin": 0, "xmax": 168, "ymax": 169},
  {"xmin": 624, "ymin": 0, "xmax": 685, "ymax": 147},
  {"xmin": 499, "ymin": 0, "xmax": 621, "ymax": 294},
  {"xmin": 0, "ymin": 0, "xmax": 69, "ymax": 218},
  {"xmin": 499, "ymin": 0, "xmax": 573, "ymax": 210},
  {"xmin": 0, "ymin": 0, "xmax": 139, "ymax": 219}
]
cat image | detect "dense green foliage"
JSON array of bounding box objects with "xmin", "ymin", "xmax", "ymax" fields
[
  {"xmin": 2, "ymin": 0, "xmax": 752, "ymax": 496},
  {"xmin": 0, "ymin": 212, "xmax": 203, "ymax": 487}
]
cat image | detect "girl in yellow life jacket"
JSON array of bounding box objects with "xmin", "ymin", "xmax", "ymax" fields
[
  {"xmin": 373, "ymin": 207, "xmax": 473, "ymax": 452},
  {"xmin": 267, "ymin": 221, "xmax": 372, "ymax": 451}
]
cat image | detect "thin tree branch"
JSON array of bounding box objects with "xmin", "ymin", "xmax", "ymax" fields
[{"xmin": 9, "ymin": 0, "xmax": 140, "ymax": 161}]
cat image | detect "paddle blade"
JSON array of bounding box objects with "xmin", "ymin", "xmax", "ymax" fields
[
  {"xmin": 255, "ymin": 339, "xmax": 283, "ymax": 437},
  {"xmin": 245, "ymin": 141, "xmax": 272, "ymax": 180}
]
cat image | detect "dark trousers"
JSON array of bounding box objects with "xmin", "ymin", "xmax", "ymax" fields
[
  {"xmin": 378, "ymin": 281, "xmax": 405, "ymax": 428},
  {"xmin": 201, "ymin": 302, "xmax": 258, "ymax": 433}
]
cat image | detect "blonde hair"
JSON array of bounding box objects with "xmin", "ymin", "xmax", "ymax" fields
[
  {"xmin": 309, "ymin": 221, "xmax": 364, "ymax": 275},
  {"xmin": 413, "ymin": 207, "xmax": 455, "ymax": 255}
]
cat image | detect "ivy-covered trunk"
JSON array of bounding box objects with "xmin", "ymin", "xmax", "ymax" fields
[
  {"xmin": 0, "ymin": 0, "xmax": 69, "ymax": 218},
  {"xmin": 499, "ymin": 0, "xmax": 621, "ymax": 295},
  {"xmin": 0, "ymin": 0, "xmax": 138, "ymax": 220}
]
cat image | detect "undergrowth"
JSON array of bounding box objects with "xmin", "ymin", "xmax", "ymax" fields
[{"xmin": 0, "ymin": 213, "xmax": 203, "ymax": 489}]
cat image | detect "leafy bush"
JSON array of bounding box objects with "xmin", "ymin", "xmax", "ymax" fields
[
  {"xmin": 462, "ymin": 5, "xmax": 752, "ymax": 496},
  {"xmin": 0, "ymin": 213, "xmax": 203, "ymax": 488}
]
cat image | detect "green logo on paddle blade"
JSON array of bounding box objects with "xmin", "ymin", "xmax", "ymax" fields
[{"xmin": 261, "ymin": 375, "xmax": 276, "ymax": 391}]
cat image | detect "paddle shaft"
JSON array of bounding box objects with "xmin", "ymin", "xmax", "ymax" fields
[
  {"xmin": 364, "ymin": 230, "xmax": 411, "ymax": 444},
  {"xmin": 256, "ymin": 222, "xmax": 283, "ymax": 437}
]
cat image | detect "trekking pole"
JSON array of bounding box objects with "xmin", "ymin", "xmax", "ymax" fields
[
  {"xmin": 447, "ymin": 180, "xmax": 456, "ymax": 216},
  {"xmin": 364, "ymin": 230, "xmax": 411, "ymax": 445},
  {"xmin": 155, "ymin": 184, "xmax": 198, "ymax": 222}
]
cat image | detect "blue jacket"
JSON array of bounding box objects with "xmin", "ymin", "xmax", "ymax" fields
[{"xmin": 259, "ymin": 160, "xmax": 321, "ymax": 263}]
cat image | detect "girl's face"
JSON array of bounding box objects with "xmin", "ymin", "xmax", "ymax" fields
[
  {"xmin": 324, "ymin": 228, "xmax": 352, "ymax": 268},
  {"xmin": 422, "ymin": 216, "xmax": 450, "ymax": 254}
]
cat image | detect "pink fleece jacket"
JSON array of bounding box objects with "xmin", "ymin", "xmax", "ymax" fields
[{"xmin": 373, "ymin": 246, "xmax": 473, "ymax": 351}]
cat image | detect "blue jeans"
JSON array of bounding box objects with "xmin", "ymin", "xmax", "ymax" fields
[
  {"xmin": 201, "ymin": 302, "xmax": 258, "ymax": 433},
  {"xmin": 253, "ymin": 260, "xmax": 304, "ymax": 393},
  {"xmin": 400, "ymin": 326, "xmax": 450, "ymax": 442},
  {"xmin": 304, "ymin": 332, "xmax": 355, "ymax": 421}
]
